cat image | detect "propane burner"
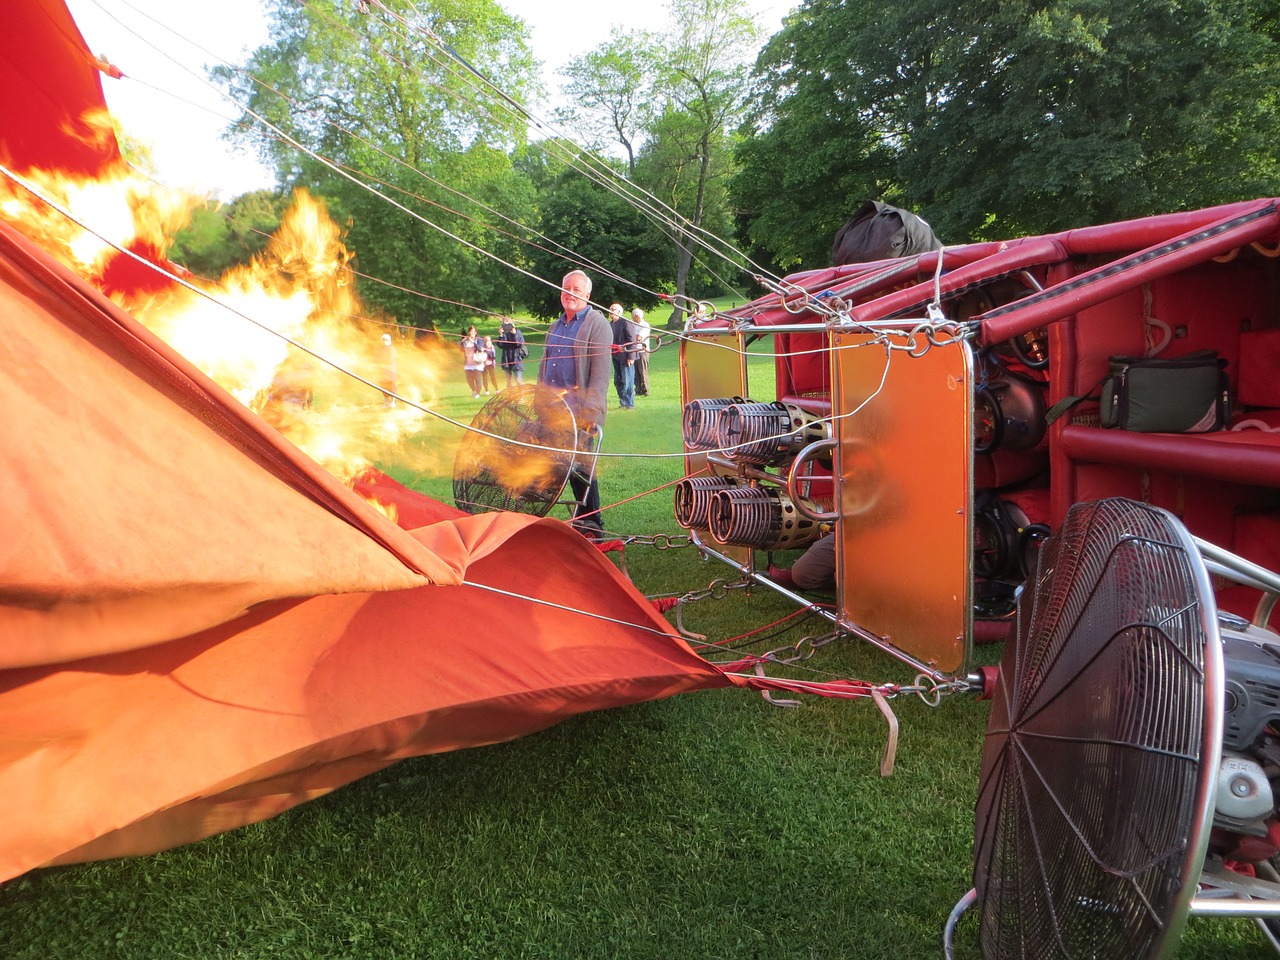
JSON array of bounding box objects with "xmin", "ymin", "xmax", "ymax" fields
[
  {"xmin": 706, "ymin": 485, "xmax": 821, "ymax": 550},
  {"xmin": 674, "ymin": 475, "xmax": 740, "ymax": 530},
  {"xmin": 682, "ymin": 397, "xmax": 744, "ymax": 451},
  {"xmin": 682, "ymin": 398, "xmax": 829, "ymax": 465}
]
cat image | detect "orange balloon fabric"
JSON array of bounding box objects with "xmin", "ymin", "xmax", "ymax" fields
[{"xmin": 0, "ymin": 1, "xmax": 733, "ymax": 883}]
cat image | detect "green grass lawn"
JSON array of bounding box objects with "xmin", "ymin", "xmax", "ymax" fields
[{"xmin": 0, "ymin": 340, "xmax": 1271, "ymax": 959}]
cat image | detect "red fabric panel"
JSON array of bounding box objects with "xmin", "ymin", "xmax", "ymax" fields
[
  {"xmin": 0, "ymin": 1, "xmax": 737, "ymax": 884},
  {"xmin": 0, "ymin": 217, "xmax": 465, "ymax": 667},
  {"xmin": 0, "ymin": 1, "xmax": 119, "ymax": 176},
  {"xmin": 775, "ymin": 332, "xmax": 830, "ymax": 397},
  {"xmin": 853, "ymin": 238, "xmax": 1065, "ymax": 328},
  {"xmin": 1055, "ymin": 200, "xmax": 1279, "ymax": 256},
  {"xmin": 353, "ymin": 470, "xmax": 468, "ymax": 529},
  {"xmin": 1003, "ymin": 486, "xmax": 1051, "ymax": 526},
  {"xmin": 1239, "ymin": 329, "xmax": 1280, "ymax": 408},
  {"xmin": 974, "ymin": 450, "xmax": 1048, "ymax": 490},
  {"xmin": 1235, "ymin": 512, "xmax": 1280, "ymax": 575},
  {"xmin": 981, "ymin": 201, "xmax": 1280, "ymax": 345}
]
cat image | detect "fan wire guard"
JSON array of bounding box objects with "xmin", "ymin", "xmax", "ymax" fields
[
  {"xmin": 452, "ymin": 385, "xmax": 576, "ymax": 516},
  {"xmin": 974, "ymin": 498, "xmax": 1220, "ymax": 960}
]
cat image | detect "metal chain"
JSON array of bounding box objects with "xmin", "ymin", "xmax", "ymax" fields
[
  {"xmin": 761, "ymin": 630, "xmax": 845, "ymax": 664},
  {"xmin": 672, "ymin": 576, "xmax": 758, "ymax": 605},
  {"xmin": 629, "ymin": 550, "xmax": 973, "ymax": 708},
  {"xmin": 890, "ymin": 320, "xmax": 978, "ymax": 357},
  {"xmin": 612, "ymin": 532, "xmax": 695, "ymax": 550}
]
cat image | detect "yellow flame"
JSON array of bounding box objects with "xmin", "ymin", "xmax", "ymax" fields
[
  {"xmin": 0, "ymin": 141, "xmax": 464, "ymax": 490},
  {"xmin": 0, "ymin": 158, "xmax": 194, "ymax": 274}
]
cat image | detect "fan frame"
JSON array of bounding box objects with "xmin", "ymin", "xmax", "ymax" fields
[
  {"xmin": 451, "ymin": 384, "xmax": 582, "ymax": 518},
  {"xmin": 969, "ymin": 500, "xmax": 1225, "ymax": 960}
]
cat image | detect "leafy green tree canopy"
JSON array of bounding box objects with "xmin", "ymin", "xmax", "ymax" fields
[
  {"xmin": 735, "ymin": 0, "xmax": 1280, "ymax": 263},
  {"xmin": 213, "ymin": 0, "xmax": 542, "ymax": 325},
  {"xmin": 169, "ymin": 189, "xmax": 290, "ymax": 279}
]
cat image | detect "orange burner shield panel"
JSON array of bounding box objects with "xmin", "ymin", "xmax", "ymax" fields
[{"xmin": 831, "ymin": 331, "xmax": 973, "ymax": 675}]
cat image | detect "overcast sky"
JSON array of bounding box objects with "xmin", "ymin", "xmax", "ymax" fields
[{"xmin": 63, "ymin": 0, "xmax": 793, "ymax": 199}]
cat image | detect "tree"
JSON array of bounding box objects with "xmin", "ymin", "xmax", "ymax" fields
[
  {"xmin": 555, "ymin": 29, "xmax": 656, "ymax": 176},
  {"xmin": 635, "ymin": 107, "xmax": 744, "ymax": 304},
  {"xmin": 639, "ymin": 0, "xmax": 761, "ymax": 324},
  {"xmin": 169, "ymin": 189, "xmax": 290, "ymax": 278},
  {"xmin": 212, "ymin": 0, "xmax": 542, "ymax": 325},
  {"xmin": 733, "ymin": 0, "xmax": 900, "ymax": 270},
  {"xmin": 734, "ymin": 0, "xmax": 1280, "ymax": 260},
  {"xmin": 518, "ymin": 145, "xmax": 675, "ymax": 319}
]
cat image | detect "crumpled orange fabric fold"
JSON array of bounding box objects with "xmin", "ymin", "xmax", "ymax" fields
[{"xmin": 0, "ymin": 1, "xmax": 733, "ymax": 884}]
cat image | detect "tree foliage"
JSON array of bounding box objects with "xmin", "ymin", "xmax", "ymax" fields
[
  {"xmin": 213, "ymin": 0, "xmax": 541, "ymax": 326},
  {"xmin": 555, "ymin": 30, "xmax": 656, "ymax": 176},
  {"xmin": 517, "ymin": 142, "xmax": 675, "ymax": 319},
  {"xmin": 169, "ymin": 189, "xmax": 290, "ymax": 278},
  {"xmin": 634, "ymin": 0, "xmax": 761, "ymax": 321},
  {"xmin": 734, "ymin": 0, "xmax": 1280, "ymax": 265}
]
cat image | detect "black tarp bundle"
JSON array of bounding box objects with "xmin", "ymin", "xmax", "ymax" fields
[{"xmin": 832, "ymin": 200, "xmax": 942, "ymax": 265}]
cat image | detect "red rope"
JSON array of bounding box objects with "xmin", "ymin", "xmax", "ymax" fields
[{"xmin": 732, "ymin": 675, "xmax": 889, "ymax": 701}]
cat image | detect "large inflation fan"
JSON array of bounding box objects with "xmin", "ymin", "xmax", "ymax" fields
[
  {"xmin": 969, "ymin": 498, "xmax": 1224, "ymax": 960},
  {"xmin": 453, "ymin": 384, "xmax": 582, "ymax": 516}
]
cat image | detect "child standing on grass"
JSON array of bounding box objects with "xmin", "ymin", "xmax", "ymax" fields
[{"xmin": 481, "ymin": 336, "xmax": 500, "ymax": 394}]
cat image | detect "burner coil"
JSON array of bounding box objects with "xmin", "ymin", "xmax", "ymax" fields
[
  {"xmin": 674, "ymin": 475, "xmax": 740, "ymax": 530},
  {"xmin": 706, "ymin": 485, "xmax": 822, "ymax": 550},
  {"xmin": 717, "ymin": 401, "xmax": 830, "ymax": 466},
  {"xmin": 682, "ymin": 397, "xmax": 744, "ymax": 451}
]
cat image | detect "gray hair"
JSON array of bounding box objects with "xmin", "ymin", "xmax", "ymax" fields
[{"xmin": 562, "ymin": 269, "xmax": 592, "ymax": 296}]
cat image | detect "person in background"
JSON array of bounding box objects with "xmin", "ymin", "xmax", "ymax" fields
[
  {"xmin": 481, "ymin": 335, "xmax": 500, "ymax": 394},
  {"xmin": 496, "ymin": 318, "xmax": 527, "ymax": 388},
  {"xmin": 630, "ymin": 307, "xmax": 651, "ymax": 397},
  {"xmin": 608, "ymin": 302, "xmax": 635, "ymax": 410},
  {"xmin": 461, "ymin": 325, "xmax": 485, "ymax": 398},
  {"xmin": 538, "ymin": 270, "xmax": 612, "ymax": 539}
]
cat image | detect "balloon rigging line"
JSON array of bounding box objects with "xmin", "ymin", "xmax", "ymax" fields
[
  {"xmin": 311, "ymin": 152, "xmax": 650, "ymax": 304},
  {"xmin": 366, "ymin": 0, "xmax": 763, "ymax": 268},
  {"xmin": 459, "ymin": 579, "xmax": 686, "ymax": 642},
  {"xmin": 690, "ymin": 607, "xmax": 818, "ymax": 652},
  {"xmin": 29, "ymin": 4, "xmax": 951, "ymax": 696},
  {"xmin": 232, "ymin": 0, "xmax": 758, "ymax": 302},
  {"xmin": 88, "ymin": 0, "xmax": 782, "ymax": 329},
  {"xmin": 303, "ymin": 0, "xmax": 758, "ymax": 303},
  {"xmin": 582, "ymin": 469, "xmax": 703, "ymax": 528},
  {"xmin": 316, "ymin": 0, "xmax": 777, "ymax": 295},
  {"xmin": 6, "ymin": 162, "xmax": 902, "ymax": 476},
  {"xmin": 165, "ymin": 195, "xmax": 512, "ymax": 329},
  {"xmin": 87, "ymin": 0, "xmax": 665, "ymax": 308},
  {"xmin": 206, "ymin": 199, "xmax": 516, "ymax": 328},
  {"xmin": 461, "ymin": 580, "xmax": 874, "ymax": 689}
]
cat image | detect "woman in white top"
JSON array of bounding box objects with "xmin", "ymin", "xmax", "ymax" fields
[{"xmin": 461, "ymin": 325, "xmax": 486, "ymax": 398}]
